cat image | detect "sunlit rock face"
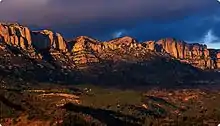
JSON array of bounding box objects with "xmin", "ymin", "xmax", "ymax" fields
[
  {"xmin": 32, "ymin": 30, "xmax": 67, "ymax": 51},
  {"xmin": 0, "ymin": 23, "xmax": 32, "ymax": 49},
  {"xmin": 144, "ymin": 38, "xmax": 218, "ymax": 69},
  {"xmin": 68, "ymin": 36, "xmax": 100, "ymax": 65},
  {"xmin": 0, "ymin": 23, "xmax": 67, "ymax": 52},
  {"xmin": 216, "ymin": 52, "xmax": 220, "ymax": 69},
  {"xmin": 107, "ymin": 36, "xmax": 137, "ymax": 45}
]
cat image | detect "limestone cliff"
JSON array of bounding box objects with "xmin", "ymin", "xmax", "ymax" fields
[
  {"xmin": 68, "ymin": 36, "xmax": 100, "ymax": 65},
  {"xmin": 0, "ymin": 23, "xmax": 31, "ymax": 49},
  {"xmin": 144, "ymin": 38, "xmax": 219, "ymax": 69},
  {"xmin": 0, "ymin": 23, "xmax": 67, "ymax": 52},
  {"xmin": 32, "ymin": 30, "xmax": 67, "ymax": 51}
]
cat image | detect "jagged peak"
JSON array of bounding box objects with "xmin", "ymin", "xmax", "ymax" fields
[
  {"xmin": 120, "ymin": 36, "xmax": 137, "ymax": 41},
  {"xmin": 156, "ymin": 38, "xmax": 191, "ymax": 47},
  {"xmin": 76, "ymin": 36, "xmax": 96, "ymax": 40},
  {"xmin": 189, "ymin": 43, "xmax": 207, "ymax": 47},
  {"xmin": 143, "ymin": 40, "xmax": 156, "ymax": 43},
  {"xmin": 72, "ymin": 36, "xmax": 100, "ymax": 44},
  {"xmin": 108, "ymin": 36, "xmax": 135, "ymax": 41},
  {"xmin": 32, "ymin": 30, "xmax": 65, "ymax": 40},
  {"xmin": 157, "ymin": 38, "xmax": 182, "ymax": 43},
  {"xmin": 40, "ymin": 29, "xmax": 54, "ymax": 34},
  {"xmin": 33, "ymin": 29, "xmax": 56, "ymax": 35},
  {"xmin": 0, "ymin": 22, "xmax": 21, "ymax": 26},
  {"xmin": 155, "ymin": 38, "xmax": 209, "ymax": 50},
  {"xmin": 119, "ymin": 36, "xmax": 134, "ymax": 39},
  {"xmin": 0, "ymin": 22, "xmax": 31, "ymax": 31},
  {"xmin": 107, "ymin": 36, "xmax": 137, "ymax": 45}
]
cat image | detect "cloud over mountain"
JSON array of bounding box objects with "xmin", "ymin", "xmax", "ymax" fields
[{"xmin": 0, "ymin": 0, "xmax": 220, "ymax": 47}]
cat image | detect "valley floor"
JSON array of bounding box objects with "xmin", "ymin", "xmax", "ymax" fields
[{"xmin": 1, "ymin": 83, "xmax": 220, "ymax": 126}]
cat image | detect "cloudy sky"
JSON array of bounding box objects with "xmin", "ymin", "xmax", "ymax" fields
[{"xmin": 0, "ymin": 0, "xmax": 220, "ymax": 48}]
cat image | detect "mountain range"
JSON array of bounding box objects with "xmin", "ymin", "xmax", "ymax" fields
[{"xmin": 0, "ymin": 22, "xmax": 220, "ymax": 87}]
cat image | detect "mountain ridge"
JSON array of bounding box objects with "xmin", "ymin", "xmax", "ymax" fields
[
  {"xmin": 0, "ymin": 22, "xmax": 220, "ymax": 87},
  {"xmin": 1, "ymin": 22, "xmax": 219, "ymax": 69}
]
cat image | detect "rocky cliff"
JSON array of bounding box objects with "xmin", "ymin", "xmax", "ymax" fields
[
  {"xmin": 0, "ymin": 23, "xmax": 67, "ymax": 51},
  {"xmin": 0, "ymin": 23, "xmax": 219, "ymax": 86},
  {"xmin": 0, "ymin": 23, "xmax": 31, "ymax": 49},
  {"xmin": 144, "ymin": 38, "xmax": 220, "ymax": 69}
]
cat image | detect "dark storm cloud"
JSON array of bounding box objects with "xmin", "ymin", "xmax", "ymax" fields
[
  {"xmin": 0, "ymin": 0, "xmax": 220, "ymax": 46},
  {"xmin": 0, "ymin": 0, "xmax": 217, "ymax": 25},
  {"xmin": 126, "ymin": 13, "xmax": 220, "ymax": 42}
]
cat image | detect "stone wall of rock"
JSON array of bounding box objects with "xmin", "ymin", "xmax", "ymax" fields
[
  {"xmin": 68, "ymin": 36, "xmax": 99, "ymax": 65},
  {"xmin": 144, "ymin": 38, "xmax": 219, "ymax": 69},
  {"xmin": 0, "ymin": 23, "xmax": 67, "ymax": 51},
  {"xmin": 32, "ymin": 30, "xmax": 67, "ymax": 51},
  {"xmin": 0, "ymin": 23, "xmax": 32, "ymax": 49},
  {"xmin": 214, "ymin": 52, "xmax": 220, "ymax": 69}
]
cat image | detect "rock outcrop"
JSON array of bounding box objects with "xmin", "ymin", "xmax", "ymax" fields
[
  {"xmin": 0, "ymin": 23, "xmax": 31, "ymax": 49},
  {"xmin": 32, "ymin": 30, "xmax": 67, "ymax": 51},
  {"xmin": 107, "ymin": 36, "xmax": 137, "ymax": 45},
  {"xmin": 68, "ymin": 36, "xmax": 99, "ymax": 66},
  {"xmin": 0, "ymin": 23, "xmax": 67, "ymax": 52},
  {"xmin": 217, "ymin": 52, "xmax": 220, "ymax": 69},
  {"xmin": 144, "ymin": 38, "xmax": 219, "ymax": 69}
]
